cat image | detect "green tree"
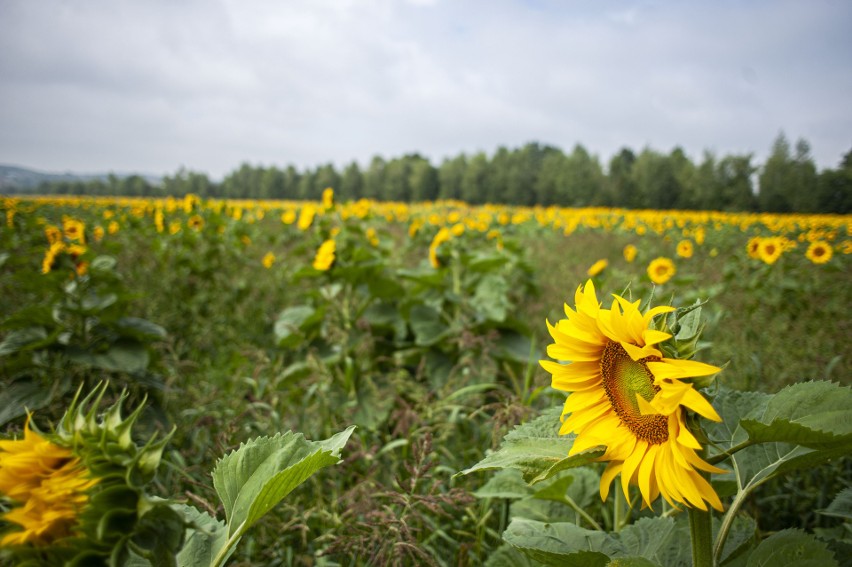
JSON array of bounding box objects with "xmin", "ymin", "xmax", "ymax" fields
[
  {"xmin": 438, "ymin": 155, "xmax": 467, "ymax": 200},
  {"xmin": 339, "ymin": 161, "xmax": 363, "ymax": 201}
]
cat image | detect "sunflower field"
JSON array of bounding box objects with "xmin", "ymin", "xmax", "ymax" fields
[{"xmin": 0, "ymin": 193, "xmax": 850, "ymax": 566}]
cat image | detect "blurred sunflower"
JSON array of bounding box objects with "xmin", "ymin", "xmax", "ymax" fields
[
  {"xmin": 746, "ymin": 237, "xmax": 761, "ymax": 259},
  {"xmin": 262, "ymin": 252, "xmax": 276, "ymax": 269},
  {"xmin": 587, "ymin": 259, "xmax": 608, "ymax": 277},
  {"xmin": 758, "ymin": 237, "xmax": 784, "ymax": 265},
  {"xmin": 187, "ymin": 215, "xmax": 204, "ymax": 231},
  {"xmin": 541, "ymin": 280, "xmax": 724, "ymax": 511},
  {"xmin": 623, "ymin": 244, "xmax": 637, "ymax": 263},
  {"xmin": 322, "ymin": 187, "xmax": 335, "ymax": 210},
  {"xmin": 647, "ymin": 257, "xmax": 676, "ymax": 285},
  {"xmin": 313, "ymin": 239, "xmax": 336, "ymax": 271},
  {"xmin": 0, "ymin": 418, "xmax": 98, "ymax": 546},
  {"xmin": 676, "ymin": 240, "xmax": 693, "ymax": 259},
  {"xmin": 805, "ymin": 240, "xmax": 832, "ymax": 264}
]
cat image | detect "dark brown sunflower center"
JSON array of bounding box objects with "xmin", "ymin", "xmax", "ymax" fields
[{"xmin": 600, "ymin": 341, "xmax": 669, "ymax": 445}]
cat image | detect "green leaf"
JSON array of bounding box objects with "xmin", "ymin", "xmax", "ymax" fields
[
  {"xmin": 474, "ymin": 468, "xmax": 533, "ymax": 500},
  {"xmin": 459, "ymin": 408, "xmax": 605, "ymax": 484},
  {"xmin": 0, "ymin": 326, "xmax": 51, "ymax": 356},
  {"xmin": 820, "ymin": 487, "xmax": 852, "ymax": 521},
  {"xmin": 494, "ymin": 331, "xmax": 538, "ymax": 364},
  {"xmin": 65, "ymin": 340, "xmax": 150, "ymax": 373},
  {"xmin": 745, "ymin": 529, "xmax": 838, "ymax": 567},
  {"xmin": 617, "ymin": 517, "xmax": 689, "ymax": 567},
  {"xmin": 466, "ymin": 251, "xmax": 509, "ymax": 272},
  {"xmin": 408, "ymin": 304, "xmax": 452, "ymax": 347},
  {"xmin": 115, "ymin": 317, "xmax": 168, "ymax": 341},
  {"xmin": 471, "ymin": 273, "xmax": 511, "ymax": 322},
  {"xmin": 273, "ymin": 305, "xmax": 322, "ymax": 348},
  {"xmin": 174, "ymin": 504, "xmax": 233, "ymax": 567},
  {"xmin": 502, "ymin": 518, "xmax": 621, "ymax": 566},
  {"xmin": 0, "ymin": 379, "xmax": 64, "ymax": 426},
  {"xmin": 716, "ymin": 515, "xmax": 757, "ymax": 566},
  {"xmin": 739, "ymin": 381, "xmax": 852, "ymax": 448},
  {"xmin": 212, "ymin": 426, "xmax": 355, "ymax": 538},
  {"xmin": 484, "ymin": 543, "xmax": 542, "ymax": 567}
]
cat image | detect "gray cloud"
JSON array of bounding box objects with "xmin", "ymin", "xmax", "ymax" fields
[{"xmin": 0, "ymin": 0, "xmax": 849, "ymax": 178}]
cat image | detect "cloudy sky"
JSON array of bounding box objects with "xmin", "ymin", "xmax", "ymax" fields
[{"xmin": 1, "ymin": 0, "xmax": 850, "ymax": 179}]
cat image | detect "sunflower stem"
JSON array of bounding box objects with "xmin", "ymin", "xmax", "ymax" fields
[
  {"xmin": 688, "ymin": 506, "xmax": 714, "ymax": 567},
  {"xmin": 613, "ymin": 485, "xmax": 625, "ymax": 533}
]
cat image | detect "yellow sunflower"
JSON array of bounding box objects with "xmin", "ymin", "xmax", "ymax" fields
[
  {"xmin": 647, "ymin": 257, "xmax": 676, "ymax": 285},
  {"xmin": 0, "ymin": 418, "xmax": 97, "ymax": 546},
  {"xmin": 746, "ymin": 237, "xmax": 761, "ymax": 259},
  {"xmin": 313, "ymin": 239, "xmax": 336, "ymax": 271},
  {"xmin": 676, "ymin": 240, "xmax": 693, "ymax": 259},
  {"xmin": 623, "ymin": 244, "xmax": 637, "ymax": 263},
  {"xmin": 541, "ymin": 280, "xmax": 725, "ymax": 511},
  {"xmin": 587, "ymin": 259, "xmax": 608, "ymax": 277},
  {"xmin": 805, "ymin": 240, "xmax": 832, "ymax": 264},
  {"xmin": 758, "ymin": 236, "xmax": 783, "ymax": 265},
  {"xmin": 262, "ymin": 252, "xmax": 276, "ymax": 269}
]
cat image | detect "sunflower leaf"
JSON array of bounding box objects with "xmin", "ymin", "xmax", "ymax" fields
[
  {"xmin": 739, "ymin": 381, "xmax": 852, "ymax": 448},
  {"xmin": 212, "ymin": 426, "xmax": 354, "ymax": 539},
  {"xmin": 744, "ymin": 529, "xmax": 838, "ymax": 567},
  {"xmin": 502, "ymin": 519, "xmax": 621, "ymax": 566},
  {"xmin": 458, "ymin": 408, "xmax": 605, "ymax": 484},
  {"xmin": 819, "ymin": 487, "xmax": 852, "ymax": 521}
]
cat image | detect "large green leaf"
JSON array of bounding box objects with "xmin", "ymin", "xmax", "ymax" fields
[
  {"xmin": 408, "ymin": 304, "xmax": 453, "ymax": 346},
  {"xmin": 65, "ymin": 340, "xmax": 150, "ymax": 373},
  {"xmin": 459, "ymin": 407, "xmax": 605, "ymax": 484},
  {"xmin": 502, "ymin": 519, "xmax": 621, "ymax": 566},
  {"xmin": 745, "ymin": 529, "xmax": 838, "ymax": 567},
  {"xmin": 473, "ymin": 468, "xmax": 533, "ymax": 500},
  {"xmin": 471, "ymin": 273, "xmax": 511, "ymax": 322},
  {"xmin": 0, "ymin": 379, "xmax": 64, "ymax": 426},
  {"xmin": 707, "ymin": 384, "xmax": 852, "ymax": 500},
  {"xmin": 212, "ymin": 426, "xmax": 355, "ymax": 538},
  {"xmin": 174, "ymin": 504, "xmax": 233, "ymax": 567},
  {"xmin": 484, "ymin": 543, "xmax": 542, "ymax": 567},
  {"xmin": 616, "ymin": 517, "xmax": 690, "ymax": 567},
  {"xmin": 273, "ymin": 305, "xmax": 322, "ymax": 348},
  {"xmin": 820, "ymin": 487, "xmax": 852, "ymax": 521},
  {"xmin": 739, "ymin": 381, "xmax": 852, "ymax": 448},
  {"xmin": 0, "ymin": 326, "xmax": 51, "ymax": 356}
]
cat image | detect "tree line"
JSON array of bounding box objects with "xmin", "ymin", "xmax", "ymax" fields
[{"xmin": 27, "ymin": 133, "xmax": 852, "ymax": 214}]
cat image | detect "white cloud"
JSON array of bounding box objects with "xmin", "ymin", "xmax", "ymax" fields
[{"xmin": 0, "ymin": 0, "xmax": 849, "ymax": 177}]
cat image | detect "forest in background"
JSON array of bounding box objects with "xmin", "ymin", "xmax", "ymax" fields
[{"xmin": 14, "ymin": 132, "xmax": 852, "ymax": 214}]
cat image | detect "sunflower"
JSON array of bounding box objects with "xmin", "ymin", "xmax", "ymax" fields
[
  {"xmin": 0, "ymin": 418, "xmax": 97, "ymax": 546},
  {"xmin": 322, "ymin": 187, "xmax": 335, "ymax": 210},
  {"xmin": 676, "ymin": 240, "xmax": 693, "ymax": 259},
  {"xmin": 587, "ymin": 259, "xmax": 608, "ymax": 277},
  {"xmin": 187, "ymin": 215, "xmax": 204, "ymax": 231},
  {"xmin": 746, "ymin": 237, "xmax": 761, "ymax": 259},
  {"xmin": 623, "ymin": 244, "xmax": 637, "ymax": 263},
  {"xmin": 262, "ymin": 252, "xmax": 276, "ymax": 269},
  {"xmin": 647, "ymin": 257, "xmax": 676, "ymax": 285},
  {"xmin": 313, "ymin": 239, "xmax": 336, "ymax": 271},
  {"xmin": 758, "ymin": 236, "xmax": 784, "ymax": 265},
  {"xmin": 298, "ymin": 206, "xmax": 316, "ymax": 231},
  {"xmin": 805, "ymin": 240, "xmax": 832, "ymax": 264},
  {"xmin": 541, "ymin": 280, "xmax": 725, "ymax": 511}
]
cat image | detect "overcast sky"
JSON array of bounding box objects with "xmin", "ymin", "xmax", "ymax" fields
[{"xmin": 1, "ymin": 0, "xmax": 850, "ymax": 179}]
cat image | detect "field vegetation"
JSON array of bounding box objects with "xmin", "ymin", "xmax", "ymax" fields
[{"xmin": 0, "ymin": 192, "xmax": 850, "ymax": 565}]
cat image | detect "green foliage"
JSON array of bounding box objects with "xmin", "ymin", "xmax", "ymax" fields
[{"xmin": 460, "ymin": 407, "xmax": 605, "ymax": 483}]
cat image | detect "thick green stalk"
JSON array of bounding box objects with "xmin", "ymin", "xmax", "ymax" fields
[{"xmin": 688, "ymin": 507, "xmax": 714, "ymax": 567}]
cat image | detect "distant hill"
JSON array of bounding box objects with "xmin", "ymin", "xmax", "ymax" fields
[{"xmin": 0, "ymin": 164, "xmax": 161, "ymax": 192}]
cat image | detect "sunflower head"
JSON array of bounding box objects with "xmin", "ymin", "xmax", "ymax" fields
[
  {"xmin": 0, "ymin": 384, "xmax": 184, "ymax": 565},
  {"xmin": 541, "ymin": 280, "xmax": 725, "ymax": 511},
  {"xmin": 805, "ymin": 240, "xmax": 832, "ymax": 264}
]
